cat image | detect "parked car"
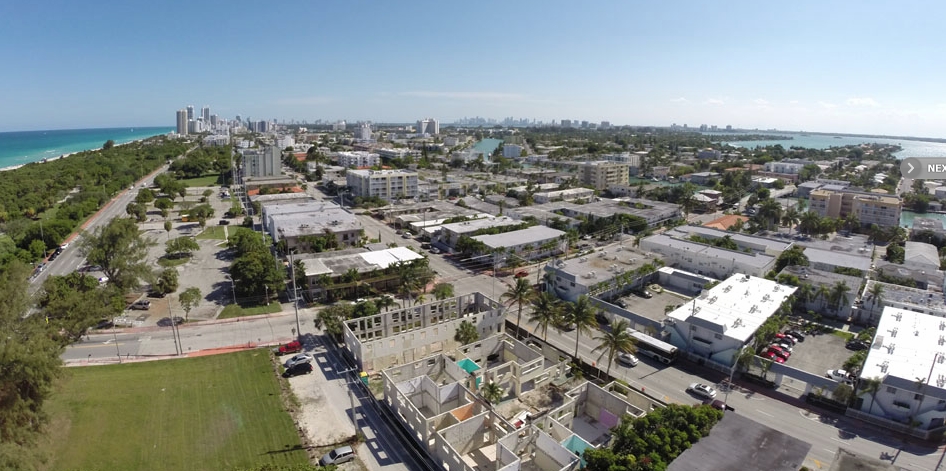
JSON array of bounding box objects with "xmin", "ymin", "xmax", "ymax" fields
[
  {"xmin": 633, "ymin": 289, "xmax": 653, "ymax": 299},
  {"xmin": 763, "ymin": 351, "xmax": 786, "ymax": 363},
  {"xmin": 826, "ymin": 369, "xmax": 854, "ymax": 384},
  {"xmin": 766, "ymin": 346, "xmax": 790, "ymax": 359},
  {"xmin": 595, "ymin": 312, "xmax": 610, "ymax": 325},
  {"xmin": 687, "ymin": 383, "xmax": 717, "ymax": 399},
  {"xmin": 218, "ymin": 220, "xmax": 230, "ymax": 225},
  {"xmin": 703, "ymin": 399, "xmax": 735, "ymax": 411},
  {"xmin": 319, "ymin": 446, "xmax": 355, "ymax": 466},
  {"xmin": 514, "ymin": 271, "xmax": 529, "ymax": 278},
  {"xmin": 284, "ymin": 353, "xmax": 313, "ymax": 368},
  {"xmin": 785, "ymin": 330, "xmax": 806, "ymax": 341},
  {"xmin": 775, "ymin": 332, "xmax": 797, "ymax": 345},
  {"xmin": 615, "ymin": 299, "xmax": 628, "ymax": 308},
  {"xmin": 273, "ymin": 340, "xmax": 303, "ymax": 355},
  {"xmin": 617, "ymin": 352, "xmax": 639, "ymax": 367},
  {"xmin": 846, "ymin": 339, "xmax": 869, "ymax": 350},
  {"xmin": 130, "ymin": 300, "xmax": 151, "ymax": 310},
  {"xmin": 401, "ymin": 232, "xmax": 412, "ymax": 239},
  {"xmin": 430, "ymin": 247, "xmax": 441, "ymax": 254},
  {"xmin": 772, "ymin": 342, "xmax": 793, "ymax": 353},
  {"xmin": 282, "ymin": 362, "xmax": 313, "ymax": 378}
]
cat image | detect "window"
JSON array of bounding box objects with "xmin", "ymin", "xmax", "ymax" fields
[{"xmin": 887, "ymin": 386, "xmax": 897, "ymax": 394}]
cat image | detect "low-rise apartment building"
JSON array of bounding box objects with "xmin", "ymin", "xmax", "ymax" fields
[
  {"xmin": 639, "ymin": 233, "xmax": 777, "ymax": 279},
  {"xmin": 470, "ymin": 225, "xmax": 566, "ymax": 262},
  {"xmin": 297, "ymin": 247, "xmax": 425, "ymax": 300},
  {"xmin": 580, "ymin": 161, "xmax": 630, "ymax": 190},
  {"xmin": 336, "ymin": 151, "xmax": 380, "ymax": 168},
  {"xmin": 437, "ymin": 216, "xmax": 525, "ymax": 248},
  {"xmin": 543, "ymin": 244, "xmax": 658, "ymax": 302},
  {"xmin": 665, "ymin": 274, "xmax": 796, "ymax": 367},
  {"xmin": 850, "ymin": 307, "xmax": 946, "ymax": 439},
  {"xmin": 809, "ymin": 189, "xmax": 901, "ymax": 228},
  {"xmin": 263, "ymin": 201, "xmax": 362, "ymax": 252},
  {"xmin": 346, "ymin": 169, "xmax": 419, "ymax": 202},
  {"xmin": 532, "ymin": 188, "xmax": 595, "ymax": 204}
]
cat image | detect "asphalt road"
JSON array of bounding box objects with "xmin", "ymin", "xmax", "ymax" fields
[{"xmin": 28, "ymin": 163, "xmax": 171, "ymax": 295}]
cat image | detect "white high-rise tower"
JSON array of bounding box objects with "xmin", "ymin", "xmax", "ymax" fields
[{"xmin": 176, "ymin": 109, "xmax": 188, "ymax": 135}]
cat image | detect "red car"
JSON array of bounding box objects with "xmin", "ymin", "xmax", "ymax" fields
[
  {"xmin": 514, "ymin": 271, "xmax": 529, "ymax": 278},
  {"xmin": 775, "ymin": 333, "xmax": 797, "ymax": 345},
  {"xmin": 763, "ymin": 351, "xmax": 786, "ymax": 363},
  {"xmin": 766, "ymin": 346, "xmax": 790, "ymax": 360},
  {"xmin": 273, "ymin": 340, "xmax": 302, "ymax": 355}
]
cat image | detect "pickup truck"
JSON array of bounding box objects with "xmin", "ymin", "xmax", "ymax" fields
[{"xmin": 273, "ymin": 340, "xmax": 302, "ymax": 355}]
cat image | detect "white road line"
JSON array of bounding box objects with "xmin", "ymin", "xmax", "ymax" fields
[{"xmin": 755, "ymin": 409, "xmax": 774, "ymax": 417}]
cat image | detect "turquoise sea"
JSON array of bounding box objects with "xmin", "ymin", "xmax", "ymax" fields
[
  {"xmin": 703, "ymin": 132, "xmax": 946, "ymax": 158},
  {"xmin": 0, "ymin": 127, "xmax": 174, "ymax": 169}
]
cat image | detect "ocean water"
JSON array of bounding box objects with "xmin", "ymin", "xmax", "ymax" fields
[
  {"xmin": 704, "ymin": 132, "xmax": 946, "ymax": 158},
  {"xmin": 0, "ymin": 127, "xmax": 174, "ymax": 169}
]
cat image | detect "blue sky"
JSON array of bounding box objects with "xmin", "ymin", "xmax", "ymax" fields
[{"xmin": 2, "ymin": 0, "xmax": 945, "ymax": 137}]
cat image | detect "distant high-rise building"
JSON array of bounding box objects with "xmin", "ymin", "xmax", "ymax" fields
[
  {"xmin": 416, "ymin": 118, "xmax": 439, "ymax": 135},
  {"xmin": 242, "ymin": 146, "xmax": 281, "ymax": 178},
  {"xmin": 186, "ymin": 105, "xmax": 194, "ymax": 120},
  {"xmin": 561, "ymin": 119, "xmax": 571, "ymax": 128},
  {"xmin": 176, "ymin": 109, "xmax": 188, "ymax": 135},
  {"xmin": 210, "ymin": 114, "xmax": 218, "ymax": 127},
  {"xmin": 236, "ymin": 114, "xmax": 242, "ymax": 124},
  {"xmin": 726, "ymin": 125, "xmax": 732, "ymax": 131},
  {"xmin": 201, "ymin": 106, "xmax": 210, "ymax": 123},
  {"xmin": 600, "ymin": 121, "xmax": 611, "ymax": 130},
  {"xmin": 356, "ymin": 123, "xmax": 372, "ymax": 140}
]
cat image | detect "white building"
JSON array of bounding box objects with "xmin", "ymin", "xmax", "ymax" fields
[
  {"xmin": 242, "ymin": 146, "xmax": 281, "ymax": 178},
  {"xmin": 416, "ymin": 118, "xmax": 440, "ymax": 135},
  {"xmin": 543, "ymin": 244, "xmax": 660, "ymax": 302},
  {"xmin": 376, "ymin": 148, "xmax": 411, "ymax": 160},
  {"xmin": 665, "ymin": 274, "xmax": 796, "ymax": 366},
  {"xmin": 533, "ymin": 188, "xmax": 595, "ymax": 204},
  {"xmin": 202, "ymin": 134, "xmax": 230, "ymax": 147},
  {"xmin": 337, "ymin": 151, "xmax": 380, "ymax": 168},
  {"xmin": 346, "ymin": 169, "xmax": 418, "ymax": 202},
  {"xmin": 764, "ymin": 161, "xmax": 807, "ymax": 174},
  {"xmin": 852, "ymin": 307, "xmax": 946, "ymax": 437},
  {"xmin": 276, "ymin": 135, "xmax": 295, "ymax": 149},
  {"xmin": 471, "ymin": 225, "xmax": 566, "ymax": 261},
  {"xmin": 438, "ymin": 216, "xmax": 524, "ymax": 248},
  {"xmin": 639, "ymin": 233, "xmax": 777, "ymax": 279},
  {"xmin": 356, "ymin": 123, "xmax": 372, "ymax": 140},
  {"xmin": 503, "ymin": 144, "xmax": 523, "ymax": 158}
]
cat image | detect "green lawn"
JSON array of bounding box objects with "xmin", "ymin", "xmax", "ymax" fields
[
  {"xmin": 197, "ymin": 226, "xmax": 228, "ymax": 240},
  {"xmin": 179, "ymin": 174, "xmax": 221, "ymax": 187},
  {"xmin": 46, "ymin": 351, "xmax": 308, "ymax": 471},
  {"xmin": 219, "ymin": 302, "xmax": 283, "ymax": 319}
]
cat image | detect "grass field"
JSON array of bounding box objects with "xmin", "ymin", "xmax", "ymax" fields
[
  {"xmin": 180, "ymin": 174, "xmax": 221, "ymax": 187},
  {"xmin": 197, "ymin": 226, "xmax": 228, "ymax": 240},
  {"xmin": 219, "ymin": 302, "xmax": 283, "ymax": 319},
  {"xmin": 45, "ymin": 351, "xmax": 308, "ymax": 471}
]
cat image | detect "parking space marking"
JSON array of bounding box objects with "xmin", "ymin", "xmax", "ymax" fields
[{"xmin": 755, "ymin": 409, "xmax": 774, "ymax": 417}]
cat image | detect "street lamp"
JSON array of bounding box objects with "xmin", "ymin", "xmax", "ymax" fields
[{"xmin": 288, "ymin": 250, "xmax": 302, "ymax": 341}]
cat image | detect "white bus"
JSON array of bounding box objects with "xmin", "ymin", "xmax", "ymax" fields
[{"xmin": 628, "ymin": 329, "xmax": 679, "ymax": 364}]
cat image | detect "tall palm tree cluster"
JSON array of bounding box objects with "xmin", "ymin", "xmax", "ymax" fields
[{"xmin": 505, "ymin": 279, "xmax": 638, "ymax": 378}]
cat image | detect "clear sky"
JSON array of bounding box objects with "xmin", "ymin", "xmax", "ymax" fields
[{"xmin": 2, "ymin": 0, "xmax": 945, "ymax": 137}]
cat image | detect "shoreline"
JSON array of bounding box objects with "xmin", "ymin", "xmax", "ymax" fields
[{"xmin": 0, "ymin": 137, "xmax": 157, "ymax": 173}]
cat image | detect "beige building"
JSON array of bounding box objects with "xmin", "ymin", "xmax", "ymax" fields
[
  {"xmin": 809, "ymin": 189, "xmax": 901, "ymax": 228},
  {"xmin": 580, "ymin": 161, "xmax": 629, "ymax": 190},
  {"xmin": 346, "ymin": 169, "xmax": 419, "ymax": 202}
]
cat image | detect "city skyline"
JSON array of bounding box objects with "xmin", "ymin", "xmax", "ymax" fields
[{"xmin": 3, "ymin": 1, "xmax": 946, "ymax": 138}]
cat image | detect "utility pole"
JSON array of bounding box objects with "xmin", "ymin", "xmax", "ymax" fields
[
  {"xmin": 289, "ymin": 250, "xmax": 302, "ymax": 341},
  {"xmin": 168, "ymin": 296, "xmax": 182, "ymax": 355},
  {"xmin": 113, "ymin": 330, "xmax": 122, "ymax": 363}
]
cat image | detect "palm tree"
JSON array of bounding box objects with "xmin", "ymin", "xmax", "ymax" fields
[
  {"xmin": 817, "ymin": 284, "xmax": 832, "ymax": 312},
  {"xmin": 480, "ymin": 382, "xmax": 504, "ymax": 405},
  {"xmin": 502, "ymin": 277, "xmax": 534, "ymax": 339},
  {"xmin": 781, "ymin": 208, "xmax": 800, "ymax": 235},
  {"xmin": 529, "ymin": 292, "xmax": 562, "ymax": 341},
  {"xmin": 454, "ymin": 320, "xmax": 479, "ymax": 345},
  {"xmin": 868, "ymin": 282, "xmax": 884, "ymax": 320},
  {"xmin": 563, "ymin": 296, "xmax": 599, "ymax": 359},
  {"xmin": 829, "ymin": 281, "xmax": 851, "ymax": 314},
  {"xmin": 799, "ymin": 211, "xmax": 821, "ymax": 235},
  {"xmin": 859, "ymin": 376, "xmax": 882, "ymax": 414},
  {"xmin": 758, "ymin": 199, "xmax": 783, "ymax": 231},
  {"xmin": 796, "ymin": 283, "xmax": 816, "ymax": 310},
  {"xmin": 376, "ymin": 295, "xmax": 399, "ymax": 312},
  {"xmin": 591, "ymin": 320, "xmax": 636, "ymax": 377}
]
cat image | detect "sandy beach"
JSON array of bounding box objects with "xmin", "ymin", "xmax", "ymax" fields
[{"xmin": 0, "ymin": 138, "xmax": 147, "ymax": 172}]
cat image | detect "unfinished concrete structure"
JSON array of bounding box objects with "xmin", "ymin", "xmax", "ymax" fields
[
  {"xmin": 344, "ymin": 292, "xmax": 505, "ymax": 372},
  {"xmin": 379, "ymin": 333, "xmax": 653, "ymax": 471}
]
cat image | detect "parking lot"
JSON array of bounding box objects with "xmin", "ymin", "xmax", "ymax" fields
[
  {"xmin": 618, "ymin": 288, "xmax": 691, "ymax": 324},
  {"xmin": 772, "ymin": 328, "xmax": 853, "ymax": 381}
]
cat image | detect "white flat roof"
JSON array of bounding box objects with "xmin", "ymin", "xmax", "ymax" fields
[
  {"xmin": 667, "ymin": 274, "xmax": 796, "ymax": 342},
  {"xmin": 301, "ymin": 247, "xmax": 424, "ymax": 277},
  {"xmin": 440, "ymin": 216, "xmax": 521, "ymax": 235},
  {"xmin": 471, "ymin": 225, "xmax": 565, "ymax": 249},
  {"xmin": 862, "ymin": 307, "xmax": 946, "ymax": 398}
]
